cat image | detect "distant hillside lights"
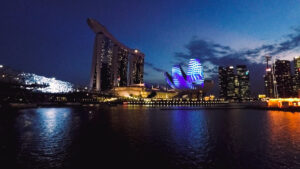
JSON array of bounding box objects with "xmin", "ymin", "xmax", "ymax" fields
[
  {"xmin": 0, "ymin": 64, "xmax": 74, "ymax": 93},
  {"xmin": 21, "ymin": 73, "xmax": 74, "ymax": 93}
]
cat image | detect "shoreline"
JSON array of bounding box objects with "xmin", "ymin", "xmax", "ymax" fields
[{"xmin": 1, "ymin": 102, "xmax": 300, "ymax": 112}]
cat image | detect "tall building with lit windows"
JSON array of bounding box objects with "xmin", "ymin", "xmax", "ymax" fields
[
  {"xmin": 226, "ymin": 66, "xmax": 236, "ymax": 100},
  {"xmin": 263, "ymin": 56, "xmax": 275, "ymax": 98},
  {"xmin": 219, "ymin": 65, "xmax": 250, "ymax": 101},
  {"xmin": 87, "ymin": 18, "xmax": 144, "ymax": 92},
  {"xmin": 218, "ymin": 66, "xmax": 236, "ymax": 100},
  {"xmin": 218, "ymin": 67, "xmax": 227, "ymax": 99},
  {"xmin": 236, "ymin": 65, "xmax": 250, "ymax": 100},
  {"xmin": 293, "ymin": 56, "xmax": 300, "ymax": 95},
  {"xmin": 264, "ymin": 67, "xmax": 275, "ymax": 98},
  {"xmin": 274, "ymin": 60, "xmax": 293, "ymax": 98}
]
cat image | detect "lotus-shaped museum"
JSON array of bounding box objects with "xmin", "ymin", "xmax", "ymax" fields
[{"xmin": 164, "ymin": 58, "xmax": 205, "ymax": 90}]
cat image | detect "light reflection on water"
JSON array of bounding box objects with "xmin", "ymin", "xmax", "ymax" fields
[
  {"xmin": 16, "ymin": 108, "xmax": 78, "ymax": 169},
  {"xmin": 3, "ymin": 106, "xmax": 300, "ymax": 169}
]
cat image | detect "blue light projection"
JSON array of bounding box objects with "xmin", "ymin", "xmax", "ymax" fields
[
  {"xmin": 165, "ymin": 58, "xmax": 204, "ymax": 90},
  {"xmin": 187, "ymin": 59, "xmax": 204, "ymax": 88},
  {"xmin": 172, "ymin": 65, "xmax": 189, "ymax": 89},
  {"xmin": 164, "ymin": 72, "xmax": 175, "ymax": 89}
]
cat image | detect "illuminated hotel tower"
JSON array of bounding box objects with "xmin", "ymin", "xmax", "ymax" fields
[{"xmin": 87, "ymin": 18, "xmax": 144, "ymax": 92}]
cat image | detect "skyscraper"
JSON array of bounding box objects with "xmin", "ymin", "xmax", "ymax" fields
[
  {"xmin": 226, "ymin": 66, "xmax": 236, "ymax": 100},
  {"xmin": 264, "ymin": 67, "xmax": 275, "ymax": 98},
  {"xmin": 293, "ymin": 56, "xmax": 300, "ymax": 95},
  {"xmin": 218, "ymin": 66, "xmax": 236, "ymax": 100},
  {"xmin": 263, "ymin": 56, "xmax": 276, "ymax": 98},
  {"xmin": 218, "ymin": 66, "xmax": 227, "ymax": 99},
  {"xmin": 274, "ymin": 60, "xmax": 293, "ymax": 98},
  {"xmin": 236, "ymin": 65, "xmax": 250, "ymax": 100},
  {"xmin": 219, "ymin": 66, "xmax": 237, "ymax": 100},
  {"xmin": 219, "ymin": 65, "xmax": 250, "ymax": 101},
  {"xmin": 87, "ymin": 18, "xmax": 144, "ymax": 92}
]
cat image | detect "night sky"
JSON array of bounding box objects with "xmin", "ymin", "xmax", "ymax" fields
[{"xmin": 1, "ymin": 0, "xmax": 300, "ymax": 96}]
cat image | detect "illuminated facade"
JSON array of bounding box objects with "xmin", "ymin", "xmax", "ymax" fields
[
  {"xmin": 218, "ymin": 67, "xmax": 227, "ymax": 99},
  {"xmin": 218, "ymin": 66, "xmax": 236, "ymax": 100},
  {"xmin": 267, "ymin": 98, "xmax": 300, "ymax": 108},
  {"xmin": 186, "ymin": 59, "xmax": 204, "ymax": 87},
  {"xmin": 293, "ymin": 56, "xmax": 300, "ymax": 95},
  {"xmin": 218, "ymin": 65, "xmax": 250, "ymax": 101},
  {"xmin": 171, "ymin": 65, "xmax": 189, "ymax": 89},
  {"xmin": 226, "ymin": 66, "xmax": 236, "ymax": 100},
  {"xmin": 112, "ymin": 86, "xmax": 177, "ymax": 99},
  {"xmin": 274, "ymin": 60, "xmax": 293, "ymax": 98},
  {"xmin": 165, "ymin": 58, "xmax": 204, "ymax": 90},
  {"xmin": 264, "ymin": 67, "xmax": 275, "ymax": 98},
  {"xmin": 236, "ymin": 65, "xmax": 250, "ymax": 99},
  {"xmin": 87, "ymin": 18, "xmax": 144, "ymax": 92}
]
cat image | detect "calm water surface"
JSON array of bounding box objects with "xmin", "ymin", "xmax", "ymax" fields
[{"xmin": 1, "ymin": 106, "xmax": 300, "ymax": 169}]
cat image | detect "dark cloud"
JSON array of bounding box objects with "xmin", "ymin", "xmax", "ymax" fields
[
  {"xmin": 145, "ymin": 62, "xmax": 166, "ymax": 73},
  {"xmin": 175, "ymin": 40, "xmax": 256, "ymax": 70},
  {"xmin": 175, "ymin": 40, "xmax": 232, "ymax": 60},
  {"xmin": 270, "ymin": 29, "xmax": 300, "ymax": 55}
]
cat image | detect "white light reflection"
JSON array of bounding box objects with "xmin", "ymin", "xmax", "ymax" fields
[
  {"xmin": 43, "ymin": 108, "xmax": 57, "ymax": 133},
  {"xmin": 38, "ymin": 108, "xmax": 71, "ymax": 135}
]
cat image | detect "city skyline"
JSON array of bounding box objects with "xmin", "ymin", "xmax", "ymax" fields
[
  {"xmin": 2, "ymin": 0, "xmax": 300, "ymax": 96},
  {"xmin": 2, "ymin": 2, "xmax": 300, "ymax": 169}
]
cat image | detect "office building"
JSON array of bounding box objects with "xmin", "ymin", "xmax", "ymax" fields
[
  {"xmin": 264, "ymin": 67, "xmax": 275, "ymax": 98},
  {"xmin": 218, "ymin": 67, "xmax": 227, "ymax": 99},
  {"xmin": 226, "ymin": 66, "xmax": 236, "ymax": 100},
  {"xmin": 218, "ymin": 66, "xmax": 236, "ymax": 100},
  {"xmin": 87, "ymin": 18, "xmax": 144, "ymax": 92},
  {"xmin": 274, "ymin": 60, "xmax": 293, "ymax": 98},
  {"xmin": 218, "ymin": 65, "xmax": 250, "ymax": 101},
  {"xmin": 263, "ymin": 56, "xmax": 276, "ymax": 98},
  {"xmin": 293, "ymin": 56, "xmax": 300, "ymax": 95},
  {"xmin": 236, "ymin": 65, "xmax": 250, "ymax": 100}
]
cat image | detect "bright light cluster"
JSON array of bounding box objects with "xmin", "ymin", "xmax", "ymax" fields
[
  {"xmin": 268, "ymin": 98, "xmax": 300, "ymax": 108},
  {"xmin": 20, "ymin": 73, "xmax": 74, "ymax": 93},
  {"xmin": 187, "ymin": 59, "xmax": 204, "ymax": 86},
  {"xmin": 171, "ymin": 65, "xmax": 189, "ymax": 89},
  {"xmin": 165, "ymin": 58, "xmax": 204, "ymax": 90}
]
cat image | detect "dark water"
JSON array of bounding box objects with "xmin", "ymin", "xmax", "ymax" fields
[{"xmin": 1, "ymin": 106, "xmax": 300, "ymax": 169}]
